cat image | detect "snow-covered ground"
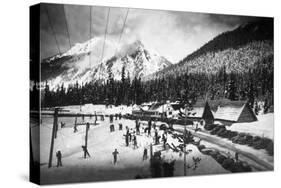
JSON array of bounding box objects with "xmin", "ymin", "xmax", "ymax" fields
[
  {"xmin": 57, "ymin": 104, "xmax": 133, "ymax": 115},
  {"xmin": 33, "ymin": 104, "xmax": 273, "ymax": 184},
  {"xmin": 34, "ymin": 113, "xmax": 227, "ymax": 184},
  {"xmin": 172, "ymin": 122, "xmax": 273, "ymax": 171},
  {"xmin": 227, "ymin": 113, "xmax": 274, "ymax": 139}
]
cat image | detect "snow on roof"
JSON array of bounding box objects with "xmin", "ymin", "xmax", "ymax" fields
[
  {"xmin": 214, "ymin": 105, "xmax": 245, "ymax": 122},
  {"xmin": 208, "ymin": 99, "xmax": 246, "ymax": 112},
  {"xmin": 209, "ymin": 99, "xmax": 254, "ymax": 122}
]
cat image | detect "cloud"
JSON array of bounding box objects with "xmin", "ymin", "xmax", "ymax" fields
[{"xmin": 40, "ymin": 3, "xmax": 263, "ymax": 63}]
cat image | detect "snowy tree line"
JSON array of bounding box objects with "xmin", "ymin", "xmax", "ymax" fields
[{"xmin": 39, "ymin": 53, "xmax": 273, "ymax": 113}]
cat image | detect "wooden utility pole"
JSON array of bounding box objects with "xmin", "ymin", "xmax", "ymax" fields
[
  {"xmin": 84, "ymin": 122, "xmax": 90, "ymax": 158},
  {"xmin": 184, "ymin": 104, "xmax": 187, "ymax": 176},
  {"xmin": 48, "ymin": 108, "xmax": 59, "ymax": 168}
]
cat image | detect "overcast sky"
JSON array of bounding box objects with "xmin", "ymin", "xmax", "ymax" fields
[{"xmin": 40, "ymin": 3, "xmax": 259, "ymax": 63}]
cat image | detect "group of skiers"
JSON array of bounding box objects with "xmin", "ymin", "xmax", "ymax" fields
[
  {"xmin": 124, "ymin": 126, "xmax": 138, "ymax": 149},
  {"xmin": 54, "ymin": 116, "xmax": 171, "ymax": 168},
  {"xmin": 109, "ymin": 113, "xmax": 122, "ymax": 123}
]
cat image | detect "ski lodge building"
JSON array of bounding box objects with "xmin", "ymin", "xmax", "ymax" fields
[
  {"xmin": 208, "ymin": 99, "xmax": 258, "ymax": 125},
  {"xmin": 178, "ymin": 99, "xmax": 257, "ymax": 126},
  {"xmin": 132, "ymin": 99, "xmax": 257, "ymax": 126}
]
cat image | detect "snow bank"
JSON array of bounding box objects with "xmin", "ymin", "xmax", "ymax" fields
[{"xmin": 228, "ymin": 113, "xmax": 274, "ymax": 139}]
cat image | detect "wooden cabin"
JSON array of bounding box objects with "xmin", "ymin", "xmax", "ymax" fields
[{"xmin": 209, "ymin": 99, "xmax": 258, "ymax": 126}]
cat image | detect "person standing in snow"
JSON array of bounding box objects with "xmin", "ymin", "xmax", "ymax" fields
[
  {"xmin": 143, "ymin": 148, "xmax": 148, "ymax": 160},
  {"xmin": 133, "ymin": 135, "xmax": 138, "ymax": 149},
  {"xmin": 82, "ymin": 145, "xmax": 91, "ymax": 158},
  {"xmin": 60, "ymin": 122, "xmax": 65, "ymax": 128},
  {"xmin": 110, "ymin": 115, "xmax": 113, "ymax": 123},
  {"xmin": 112, "ymin": 149, "xmax": 119, "ymax": 165},
  {"xmin": 119, "ymin": 123, "xmax": 123, "ymax": 130},
  {"xmin": 56, "ymin": 150, "xmax": 63, "ymax": 167},
  {"xmin": 125, "ymin": 133, "xmax": 129, "ymax": 146}
]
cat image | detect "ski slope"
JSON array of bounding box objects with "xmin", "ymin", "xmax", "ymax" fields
[{"xmin": 38, "ymin": 115, "xmax": 227, "ymax": 184}]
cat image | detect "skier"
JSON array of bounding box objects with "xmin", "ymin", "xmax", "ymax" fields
[
  {"xmin": 133, "ymin": 135, "xmax": 138, "ymax": 149},
  {"xmin": 128, "ymin": 130, "xmax": 132, "ymax": 142},
  {"xmin": 115, "ymin": 113, "xmax": 118, "ymax": 120},
  {"xmin": 56, "ymin": 150, "xmax": 63, "ymax": 167},
  {"xmin": 60, "ymin": 122, "xmax": 65, "ymax": 128},
  {"xmin": 112, "ymin": 149, "xmax": 119, "ymax": 165},
  {"xmin": 110, "ymin": 115, "xmax": 113, "ymax": 123},
  {"xmin": 119, "ymin": 113, "xmax": 122, "ymax": 120},
  {"xmin": 82, "ymin": 145, "xmax": 91, "ymax": 158},
  {"xmin": 143, "ymin": 148, "xmax": 148, "ymax": 160},
  {"xmin": 119, "ymin": 123, "xmax": 123, "ymax": 130}
]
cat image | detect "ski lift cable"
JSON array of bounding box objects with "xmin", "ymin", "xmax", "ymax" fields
[
  {"xmin": 114, "ymin": 8, "xmax": 130, "ymax": 55},
  {"xmin": 44, "ymin": 6, "xmax": 61, "ymax": 55},
  {"xmin": 99, "ymin": 7, "xmax": 111, "ymax": 63},
  {"xmin": 63, "ymin": 5, "xmax": 72, "ymax": 50}
]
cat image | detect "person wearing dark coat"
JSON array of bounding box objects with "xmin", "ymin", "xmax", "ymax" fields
[
  {"xmin": 119, "ymin": 123, "xmax": 123, "ymax": 130},
  {"xmin": 60, "ymin": 122, "xmax": 65, "ymax": 128},
  {"xmin": 110, "ymin": 115, "xmax": 113, "ymax": 123},
  {"xmin": 143, "ymin": 148, "xmax": 148, "ymax": 160},
  {"xmin": 112, "ymin": 149, "xmax": 119, "ymax": 165},
  {"xmin": 133, "ymin": 135, "xmax": 138, "ymax": 149},
  {"xmin": 56, "ymin": 150, "xmax": 63, "ymax": 167},
  {"xmin": 82, "ymin": 145, "xmax": 91, "ymax": 158},
  {"xmin": 125, "ymin": 133, "xmax": 129, "ymax": 146}
]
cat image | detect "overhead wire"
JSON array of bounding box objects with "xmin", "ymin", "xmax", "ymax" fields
[
  {"xmin": 62, "ymin": 5, "xmax": 72, "ymax": 50},
  {"xmin": 99, "ymin": 8, "xmax": 111, "ymax": 63},
  {"xmin": 115, "ymin": 8, "xmax": 130, "ymax": 55},
  {"xmin": 44, "ymin": 6, "xmax": 61, "ymax": 55}
]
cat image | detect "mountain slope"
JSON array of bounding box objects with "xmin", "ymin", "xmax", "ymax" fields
[
  {"xmin": 147, "ymin": 18, "xmax": 273, "ymax": 80},
  {"xmin": 41, "ymin": 39, "xmax": 172, "ymax": 89}
]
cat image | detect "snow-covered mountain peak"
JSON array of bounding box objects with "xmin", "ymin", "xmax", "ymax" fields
[{"xmin": 42, "ymin": 39, "xmax": 172, "ymax": 90}]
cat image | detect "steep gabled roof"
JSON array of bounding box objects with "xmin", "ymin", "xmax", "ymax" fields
[
  {"xmin": 208, "ymin": 99, "xmax": 247, "ymax": 112},
  {"xmin": 208, "ymin": 99, "xmax": 256, "ymax": 122}
]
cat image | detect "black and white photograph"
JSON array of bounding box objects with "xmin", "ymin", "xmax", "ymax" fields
[{"xmin": 30, "ymin": 2, "xmax": 274, "ymax": 185}]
